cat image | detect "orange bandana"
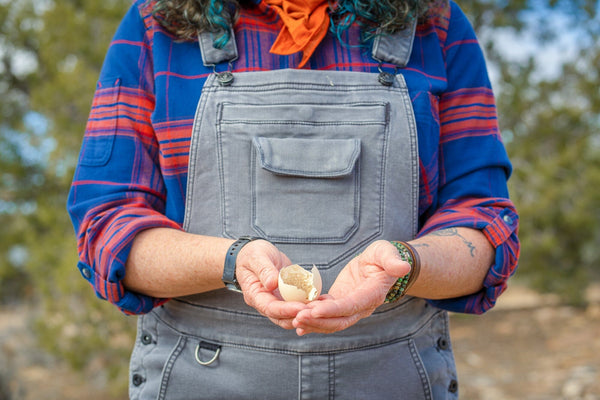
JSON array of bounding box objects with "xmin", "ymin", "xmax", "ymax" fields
[{"xmin": 265, "ymin": 0, "xmax": 331, "ymax": 68}]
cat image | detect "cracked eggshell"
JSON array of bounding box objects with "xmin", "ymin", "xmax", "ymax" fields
[{"xmin": 278, "ymin": 264, "xmax": 322, "ymax": 303}]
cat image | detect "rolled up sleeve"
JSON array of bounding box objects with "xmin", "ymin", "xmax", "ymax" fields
[
  {"xmin": 419, "ymin": 198, "xmax": 520, "ymax": 314},
  {"xmin": 67, "ymin": 3, "xmax": 181, "ymax": 315},
  {"xmin": 418, "ymin": 2, "xmax": 520, "ymax": 314}
]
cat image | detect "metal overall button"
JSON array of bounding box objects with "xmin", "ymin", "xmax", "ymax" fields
[
  {"xmin": 448, "ymin": 379, "xmax": 458, "ymax": 393},
  {"xmin": 195, "ymin": 341, "xmax": 222, "ymax": 366},
  {"xmin": 211, "ymin": 61, "xmax": 235, "ymax": 86},
  {"xmin": 437, "ymin": 337, "xmax": 449, "ymax": 350},
  {"xmin": 141, "ymin": 332, "xmax": 153, "ymax": 345},
  {"xmin": 216, "ymin": 71, "xmax": 234, "ymax": 86},
  {"xmin": 132, "ymin": 374, "xmax": 145, "ymax": 387},
  {"xmin": 377, "ymin": 64, "xmax": 398, "ymax": 87}
]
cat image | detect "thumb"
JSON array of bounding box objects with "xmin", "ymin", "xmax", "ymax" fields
[
  {"xmin": 259, "ymin": 263, "xmax": 280, "ymax": 291},
  {"xmin": 386, "ymin": 255, "xmax": 411, "ymax": 278},
  {"xmin": 381, "ymin": 242, "xmax": 412, "ymax": 278}
]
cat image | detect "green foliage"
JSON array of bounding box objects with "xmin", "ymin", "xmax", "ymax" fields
[
  {"xmin": 466, "ymin": 1, "xmax": 600, "ymax": 304},
  {"xmin": 0, "ymin": 0, "xmax": 46, "ymax": 304},
  {"xmin": 0, "ymin": 0, "xmax": 599, "ymax": 397},
  {"xmin": 0, "ymin": 0, "xmax": 134, "ymax": 395},
  {"xmin": 29, "ymin": 0, "xmax": 135, "ymax": 393},
  {"xmin": 500, "ymin": 44, "xmax": 600, "ymax": 304}
]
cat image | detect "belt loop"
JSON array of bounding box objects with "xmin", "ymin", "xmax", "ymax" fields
[{"xmin": 195, "ymin": 341, "xmax": 222, "ymax": 366}]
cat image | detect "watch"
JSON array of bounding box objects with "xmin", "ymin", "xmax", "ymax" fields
[{"xmin": 222, "ymin": 236, "xmax": 263, "ymax": 292}]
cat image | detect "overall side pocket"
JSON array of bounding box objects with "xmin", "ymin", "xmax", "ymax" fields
[
  {"xmin": 333, "ymin": 338, "xmax": 432, "ymax": 400},
  {"xmin": 157, "ymin": 337, "xmax": 299, "ymax": 400}
]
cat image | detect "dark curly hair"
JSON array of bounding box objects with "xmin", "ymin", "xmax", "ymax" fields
[{"xmin": 152, "ymin": 0, "xmax": 446, "ymax": 47}]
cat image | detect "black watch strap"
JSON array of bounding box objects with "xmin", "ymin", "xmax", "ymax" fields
[{"xmin": 222, "ymin": 236, "xmax": 262, "ymax": 292}]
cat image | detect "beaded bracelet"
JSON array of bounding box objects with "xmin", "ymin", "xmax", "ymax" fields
[{"xmin": 384, "ymin": 241, "xmax": 421, "ymax": 303}]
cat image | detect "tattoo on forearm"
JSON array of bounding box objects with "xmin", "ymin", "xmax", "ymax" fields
[
  {"xmin": 430, "ymin": 227, "xmax": 459, "ymax": 237},
  {"xmin": 431, "ymin": 228, "xmax": 476, "ymax": 257},
  {"xmin": 411, "ymin": 243, "xmax": 430, "ymax": 249}
]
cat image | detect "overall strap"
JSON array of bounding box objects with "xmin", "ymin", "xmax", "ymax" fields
[
  {"xmin": 198, "ymin": 27, "xmax": 239, "ymax": 67},
  {"xmin": 371, "ymin": 19, "xmax": 417, "ymax": 68},
  {"xmin": 197, "ymin": 18, "xmax": 415, "ymax": 87},
  {"xmin": 198, "ymin": 18, "xmax": 416, "ymax": 68}
]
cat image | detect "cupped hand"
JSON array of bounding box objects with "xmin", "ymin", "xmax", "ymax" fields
[
  {"xmin": 235, "ymin": 240, "xmax": 308, "ymax": 330},
  {"xmin": 292, "ymin": 240, "xmax": 411, "ymax": 335}
]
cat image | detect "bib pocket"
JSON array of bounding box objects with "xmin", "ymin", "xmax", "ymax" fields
[
  {"xmin": 216, "ymin": 101, "xmax": 389, "ymax": 258},
  {"xmin": 252, "ymin": 137, "xmax": 361, "ymax": 242}
]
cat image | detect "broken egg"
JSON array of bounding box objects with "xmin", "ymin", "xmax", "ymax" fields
[{"xmin": 278, "ymin": 264, "xmax": 322, "ymax": 303}]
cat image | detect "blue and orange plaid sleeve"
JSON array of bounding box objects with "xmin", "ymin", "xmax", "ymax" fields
[
  {"xmin": 67, "ymin": 4, "xmax": 181, "ymax": 315},
  {"xmin": 418, "ymin": 3, "xmax": 520, "ymax": 314}
]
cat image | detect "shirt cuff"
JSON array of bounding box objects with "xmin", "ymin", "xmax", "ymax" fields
[
  {"xmin": 419, "ymin": 198, "xmax": 520, "ymax": 314},
  {"xmin": 79, "ymin": 214, "xmax": 182, "ymax": 315}
]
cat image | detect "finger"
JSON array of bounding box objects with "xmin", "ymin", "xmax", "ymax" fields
[
  {"xmin": 263, "ymin": 298, "xmax": 307, "ymax": 319},
  {"xmin": 277, "ymin": 252, "xmax": 293, "ymax": 270},
  {"xmin": 238, "ymin": 242, "xmax": 286, "ymax": 291},
  {"xmin": 366, "ymin": 241, "xmax": 411, "ymax": 278},
  {"xmin": 255, "ymin": 259, "xmax": 281, "ymax": 290},
  {"xmin": 308, "ymin": 285, "xmax": 383, "ymax": 319},
  {"xmin": 238, "ymin": 260, "xmax": 279, "ymax": 292},
  {"xmin": 249, "ymin": 290, "xmax": 307, "ymax": 319},
  {"xmin": 294, "ymin": 313, "xmax": 365, "ymax": 335},
  {"xmin": 302, "ymin": 298, "xmax": 358, "ymax": 318},
  {"xmin": 384, "ymin": 255, "xmax": 411, "ymax": 279},
  {"xmin": 269, "ymin": 317, "xmax": 296, "ymax": 330},
  {"xmin": 306, "ymin": 293, "xmax": 335, "ymax": 304}
]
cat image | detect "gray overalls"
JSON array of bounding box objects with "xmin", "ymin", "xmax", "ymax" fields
[{"xmin": 129, "ymin": 21, "xmax": 458, "ymax": 400}]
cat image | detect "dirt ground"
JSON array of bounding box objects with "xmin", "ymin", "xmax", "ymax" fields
[
  {"xmin": 451, "ymin": 285, "xmax": 600, "ymax": 400},
  {"xmin": 1, "ymin": 284, "xmax": 599, "ymax": 400}
]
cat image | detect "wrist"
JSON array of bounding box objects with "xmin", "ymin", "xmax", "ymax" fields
[
  {"xmin": 384, "ymin": 241, "xmax": 421, "ymax": 303},
  {"xmin": 222, "ymin": 236, "xmax": 264, "ymax": 292}
]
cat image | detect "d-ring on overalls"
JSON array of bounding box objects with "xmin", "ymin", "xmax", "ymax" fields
[{"xmin": 128, "ymin": 21, "xmax": 458, "ymax": 400}]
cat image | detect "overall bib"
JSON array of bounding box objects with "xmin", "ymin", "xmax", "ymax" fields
[{"xmin": 129, "ymin": 22, "xmax": 458, "ymax": 400}]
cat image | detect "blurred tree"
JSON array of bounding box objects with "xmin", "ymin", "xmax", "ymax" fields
[
  {"xmin": 463, "ymin": 0, "xmax": 600, "ymax": 304},
  {"xmin": 502, "ymin": 47, "xmax": 600, "ymax": 304},
  {"xmin": 29, "ymin": 0, "xmax": 136, "ymax": 394},
  {"xmin": 0, "ymin": 0, "xmax": 133, "ymax": 396},
  {"xmin": 0, "ymin": 0, "xmax": 41, "ymax": 303},
  {"xmin": 0, "ymin": 0, "xmax": 598, "ymax": 397}
]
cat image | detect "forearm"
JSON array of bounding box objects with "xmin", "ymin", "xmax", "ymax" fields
[
  {"xmin": 406, "ymin": 227, "xmax": 494, "ymax": 300},
  {"xmin": 123, "ymin": 227, "xmax": 234, "ymax": 298},
  {"xmin": 124, "ymin": 225, "xmax": 494, "ymax": 301}
]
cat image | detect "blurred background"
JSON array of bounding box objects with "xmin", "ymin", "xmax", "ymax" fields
[{"xmin": 0, "ymin": 0, "xmax": 598, "ymax": 399}]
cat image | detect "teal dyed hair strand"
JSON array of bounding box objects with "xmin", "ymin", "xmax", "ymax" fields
[{"xmin": 207, "ymin": 0, "xmax": 231, "ymax": 48}]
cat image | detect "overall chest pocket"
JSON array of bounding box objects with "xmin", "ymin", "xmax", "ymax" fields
[
  {"xmin": 216, "ymin": 101, "xmax": 389, "ymax": 260},
  {"xmin": 252, "ymin": 136, "xmax": 361, "ymax": 242}
]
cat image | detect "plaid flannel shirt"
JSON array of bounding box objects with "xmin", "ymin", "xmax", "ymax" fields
[{"xmin": 67, "ymin": 0, "xmax": 520, "ymax": 315}]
